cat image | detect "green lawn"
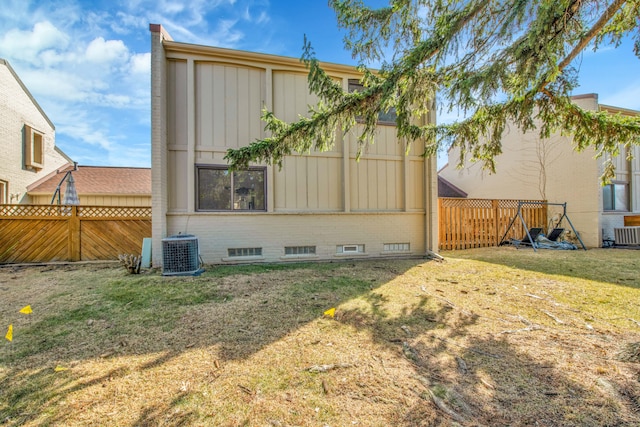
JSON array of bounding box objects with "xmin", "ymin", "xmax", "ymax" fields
[{"xmin": 1, "ymin": 247, "xmax": 639, "ymax": 426}]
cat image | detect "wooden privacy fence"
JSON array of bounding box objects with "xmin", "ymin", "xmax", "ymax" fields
[
  {"xmin": 438, "ymin": 198, "xmax": 547, "ymax": 250},
  {"xmin": 0, "ymin": 205, "xmax": 151, "ymax": 263}
]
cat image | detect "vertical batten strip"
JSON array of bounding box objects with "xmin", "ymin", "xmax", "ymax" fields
[
  {"xmin": 265, "ymin": 67, "xmax": 275, "ymax": 212},
  {"xmin": 186, "ymin": 59, "xmax": 195, "ymax": 213},
  {"xmin": 342, "ymin": 77, "xmax": 350, "ymax": 213}
]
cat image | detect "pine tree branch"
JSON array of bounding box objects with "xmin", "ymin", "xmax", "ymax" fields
[
  {"xmin": 225, "ymin": 0, "xmax": 639, "ymax": 174},
  {"xmin": 225, "ymin": 0, "xmax": 490, "ymax": 170},
  {"xmin": 557, "ymin": 0, "xmax": 627, "ymax": 72}
]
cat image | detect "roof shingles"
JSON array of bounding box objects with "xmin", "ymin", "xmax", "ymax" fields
[{"xmin": 28, "ymin": 166, "xmax": 151, "ymax": 195}]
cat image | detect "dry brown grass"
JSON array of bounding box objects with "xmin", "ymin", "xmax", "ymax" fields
[{"xmin": 1, "ymin": 247, "xmax": 640, "ymax": 426}]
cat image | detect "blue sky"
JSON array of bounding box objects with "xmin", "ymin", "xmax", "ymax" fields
[{"xmin": 2, "ymin": 0, "xmax": 639, "ymax": 168}]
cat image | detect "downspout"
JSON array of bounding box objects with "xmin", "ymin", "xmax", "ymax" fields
[
  {"xmin": 424, "ymin": 97, "xmax": 443, "ymax": 260},
  {"xmin": 150, "ymin": 24, "xmax": 172, "ymax": 268}
]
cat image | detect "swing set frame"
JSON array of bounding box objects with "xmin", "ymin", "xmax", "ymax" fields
[{"xmin": 499, "ymin": 201, "xmax": 587, "ymax": 251}]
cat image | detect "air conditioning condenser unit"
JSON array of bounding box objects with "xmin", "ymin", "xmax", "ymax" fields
[{"xmin": 162, "ymin": 234, "xmax": 201, "ymax": 275}]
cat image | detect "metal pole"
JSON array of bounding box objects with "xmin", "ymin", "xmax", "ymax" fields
[
  {"xmin": 518, "ymin": 201, "xmax": 537, "ymax": 252},
  {"xmin": 51, "ymin": 171, "xmax": 70, "ymax": 205},
  {"xmin": 561, "ymin": 202, "xmax": 587, "ymax": 250}
]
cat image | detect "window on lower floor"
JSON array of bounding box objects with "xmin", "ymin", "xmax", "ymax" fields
[
  {"xmin": 603, "ymin": 182, "xmax": 629, "ymax": 211},
  {"xmin": 197, "ymin": 166, "xmax": 266, "ymax": 211}
]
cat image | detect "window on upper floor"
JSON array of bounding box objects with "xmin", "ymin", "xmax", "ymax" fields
[
  {"xmin": 24, "ymin": 125, "xmax": 44, "ymax": 170},
  {"xmin": 196, "ymin": 166, "xmax": 266, "ymax": 211},
  {"xmin": 603, "ymin": 181, "xmax": 629, "ymax": 212},
  {"xmin": 348, "ymin": 79, "xmax": 397, "ymax": 125}
]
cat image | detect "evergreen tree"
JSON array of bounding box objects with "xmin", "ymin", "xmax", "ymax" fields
[{"xmin": 225, "ymin": 0, "xmax": 640, "ymax": 182}]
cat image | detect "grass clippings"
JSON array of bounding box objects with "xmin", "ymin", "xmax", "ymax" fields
[{"xmin": 1, "ymin": 248, "xmax": 640, "ymax": 426}]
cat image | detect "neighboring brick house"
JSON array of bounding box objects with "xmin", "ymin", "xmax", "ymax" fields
[
  {"xmin": 0, "ymin": 58, "xmax": 73, "ymax": 204},
  {"xmin": 27, "ymin": 165, "xmax": 151, "ymax": 206},
  {"xmin": 439, "ymin": 94, "xmax": 640, "ymax": 247},
  {"xmin": 150, "ymin": 24, "xmax": 438, "ymax": 265}
]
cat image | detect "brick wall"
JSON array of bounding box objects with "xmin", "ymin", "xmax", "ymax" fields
[
  {"xmin": 0, "ymin": 60, "xmax": 70, "ymax": 203},
  {"xmin": 166, "ymin": 212, "xmax": 426, "ymax": 264}
]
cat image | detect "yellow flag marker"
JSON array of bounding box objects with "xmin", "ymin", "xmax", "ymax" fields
[
  {"xmin": 5, "ymin": 325, "xmax": 12, "ymax": 342},
  {"xmin": 54, "ymin": 366, "xmax": 69, "ymax": 372},
  {"xmin": 19, "ymin": 305, "xmax": 32, "ymax": 314},
  {"xmin": 323, "ymin": 307, "xmax": 336, "ymax": 318}
]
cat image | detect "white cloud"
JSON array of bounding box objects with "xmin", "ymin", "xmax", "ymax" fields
[
  {"xmin": 130, "ymin": 53, "xmax": 151, "ymax": 75},
  {"xmin": 243, "ymin": 5, "xmax": 270, "ymax": 24},
  {"xmin": 102, "ymin": 94, "xmax": 132, "ymax": 107},
  {"xmin": 160, "ymin": 1, "xmax": 186, "ymax": 15},
  {"xmin": 85, "ymin": 37, "xmax": 129, "ymax": 64},
  {"xmin": 39, "ymin": 49, "xmax": 70, "ymax": 68},
  {"xmin": 216, "ymin": 20, "xmax": 244, "ymax": 44},
  {"xmin": 0, "ymin": 0, "xmax": 281, "ymax": 168},
  {"xmin": 112, "ymin": 12, "xmax": 148, "ymax": 34},
  {"xmin": 59, "ymin": 117, "xmax": 114, "ymax": 152},
  {"xmin": 255, "ymin": 11, "xmax": 269, "ymax": 24},
  {"xmin": 19, "ymin": 68, "xmax": 92, "ymax": 102},
  {"xmin": 0, "ymin": 21, "xmax": 69, "ymax": 64}
]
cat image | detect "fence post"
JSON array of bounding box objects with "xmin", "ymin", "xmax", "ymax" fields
[
  {"xmin": 437, "ymin": 198, "xmax": 443, "ymax": 250},
  {"xmin": 492, "ymin": 199, "xmax": 500, "ymax": 246},
  {"xmin": 68, "ymin": 206, "xmax": 80, "ymax": 261}
]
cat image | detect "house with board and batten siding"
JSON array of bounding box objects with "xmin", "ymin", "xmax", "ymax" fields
[{"xmin": 149, "ymin": 24, "xmax": 438, "ymax": 265}]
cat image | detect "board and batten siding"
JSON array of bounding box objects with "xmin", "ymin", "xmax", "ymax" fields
[
  {"xmin": 152, "ymin": 25, "xmax": 438, "ymax": 265},
  {"xmin": 272, "ymin": 71, "xmax": 343, "ymax": 211},
  {"xmin": 196, "ymin": 63, "xmax": 265, "ymax": 151}
]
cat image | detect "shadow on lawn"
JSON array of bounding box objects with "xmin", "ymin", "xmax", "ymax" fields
[
  {"xmin": 335, "ymin": 295, "xmax": 638, "ymax": 426},
  {"xmin": 0, "ymin": 260, "xmax": 416, "ymax": 424},
  {"xmin": 445, "ymin": 247, "xmax": 640, "ymax": 289},
  {"xmin": 0, "ymin": 258, "xmax": 638, "ymax": 425}
]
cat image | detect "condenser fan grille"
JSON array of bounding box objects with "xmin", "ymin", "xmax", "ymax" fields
[{"xmin": 162, "ymin": 235, "xmax": 200, "ymax": 275}]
